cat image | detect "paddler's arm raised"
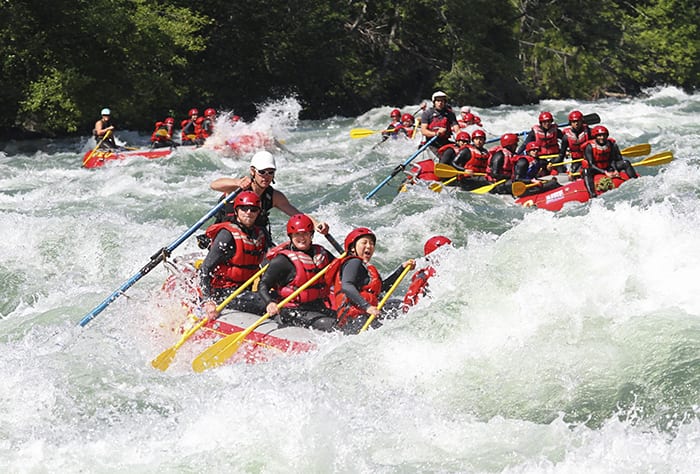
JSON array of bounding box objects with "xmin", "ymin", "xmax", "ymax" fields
[{"xmin": 210, "ymin": 176, "xmax": 252, "ymax": 193}]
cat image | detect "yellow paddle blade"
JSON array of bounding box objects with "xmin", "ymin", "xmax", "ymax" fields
[
  {"xmin": 429, "ymin": 176, "xmax": 458, "ymax": 192},
  {"xmin": 636, "ymin": 151, "xmax": 673, "ymax": 167},
  {"xmin": 621, "ymin": 143, "xmax": 651, "ymax": 158},
  {"xmin": 433, "ymin": 163, "xmax": 462, "ymax": 178},
  {"xmin": 349, "ymin": 128, "xmax": 379, "ymax": 138},
  {"xmin": 511, "ymin": 181, "xmax": 527, "ymax": 197},
  {"xmin": 151, "ymin": 317, "xmax": 208, "ymax": 371},
  {"xmin": 471, "ymin": 179, "xmax": 505, "ymax": 195},
  {"xmin": 191, "ymin": 331, "xmax": 246, "ymax": 373}
]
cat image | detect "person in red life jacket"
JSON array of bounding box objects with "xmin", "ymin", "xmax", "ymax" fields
[
  {"xmin": 381, "ymin": 108, "xmax": 403, "ymax": 139},
  {"xmin": 180, "ymin": 108, "xmax": 199, "ymax": 145},
  {"xmin": 512, "ymin": 142, "xmax": 561, "ymax": 197},
  {"xmin": 331, "ymin": 227, "xmax": 415, "ymax": 335},
  {"xmin": 420, "ymin": 91, "xmax": 460, "ymax": 154},
  {"xmin": 555, "ymin": 110, "xmax": 592, "ymax": 176},
  {"xmin": 93, "ymin": 108, "xmax": 119, "ymax": 149},
  {"xmin": 401, "ymin": 235, "xmax": 452, "ymax": 312},
  {"xmin": 457, "ymin": 106, "xmax": 472, "ymax": 129},
  {"xmin": 437, "ymin": 131, "xmax": 470, "ymax": 168},
  {"xmin": 199, "ymin": 191, "xmax": 268, "ymax": 320},
  {"xmin": 516, "ymin": 111, "xmax": 563, "ymax": 165},
  {"xmin": 487, "ymin": 133, "xmax": 520, "ymax": 194},
  {"xmin": 195, "ymin": 107, "xmax": 216, "ymax": 145},
  {"xmin": 451, "ymin": 129, "xmax": 492, "ymax": 191},
  {"xmin": 257, "ymin": 214, "xmax": 337, "ymax": 331},
  {"xmin": 396, "ymin": 113, "xmax": 416, "ymax": 138},
  {"xmin": 582, "ymin": 125, "xmax": 638, "ymax": 199},
  {"xmin": 207, "ymin": 151, "xmax": 329, "ymax": 246},
  {"xmin": 150, "ymin": 117, "xmax": 176, "ymax": 148}
]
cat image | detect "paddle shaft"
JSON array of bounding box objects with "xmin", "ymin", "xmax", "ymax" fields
[
  {"xmin": 360, "ymin": 263, "xmax": 413, "ymax": 333},
  {"xmin": 83, "ymin": 130, "xmax": 112, "ymax": 166},
  {"xmin": 79, "ymin": 190, "xmax": 241, "ymax": 327},
  {"xmin": 365, "ymin": 136, "xmax": 438, "ymax": 199}
]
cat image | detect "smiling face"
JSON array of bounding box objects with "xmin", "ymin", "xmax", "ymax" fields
[
  {"xmin": 290, "ymin": 231, "xmax": 313, "ymax": 251},
  {"xmin": 353, "ymin": 236, "xmax": 375, "ymax": 263}
]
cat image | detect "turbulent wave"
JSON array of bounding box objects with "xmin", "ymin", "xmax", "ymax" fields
[{"xmin": 1, "ymin": 89, "xmax": 699, "ymax": 472}]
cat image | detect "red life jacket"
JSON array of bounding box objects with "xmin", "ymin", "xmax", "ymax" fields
[
  {"xmin": 437, "ymin": 143, "xmax": 459, "ymax": 156},
  {"xmin": 204, "ymin": 222, "xmax": 266, "ymax": 289},
  {"xmin": 402, "ymin": 267, "xmax": 435, "ymax": 310},
  {"xmin": 487, "ymin": 145, "xmax": 516, "ymax": 178},
  {"xmin": 464, "ymin": 145, "xmax": 490, "ymax": 173},
  {"xmin": 562, "ymin": 126, "xmax": 589, "ymax": 159},
  {"xmin": 333, "ymin": 256, "xmax": 382, "ymax": 328},
  {"xmin": 267, "ymin": 244, "xmax": 333, "ymax": 307},
  {"xmin": 194, "ymin": 117, "xmax": 205, "ymax": 138},
  {"xmin": 533, "ymin": 123, "xmax": 560, "ymax": 155},
  {"xmin": 587, "ymin": 139, "xmax": 613, "ymax": 170},
  {"xmin": 150, "ymin": 122, "xmax": 173, "ymax": 143},
  {"xmin": 181, "ymin": 119, "xmax": 196, "ymax": 141}
]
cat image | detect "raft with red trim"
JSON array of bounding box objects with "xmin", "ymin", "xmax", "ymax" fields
[
  {"xmin": 513, "ymin": 173, "xmax": 628, "ymax": 211},
  {"xmin": 224, "ymin": 131, "xmax": 274, "ymax": 155},
  {"xmin": 160, "ymin": 253, "xmax": 318, "ymax": 365},
  {"xmin": 82, "ymin": 145, "xmax": 197, "ymax": 168}
]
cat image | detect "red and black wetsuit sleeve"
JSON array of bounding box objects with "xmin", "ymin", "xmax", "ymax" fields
[
  {"xmin": 340, "ymin": 258, "xmax": 372, "ymax": 310},
  {"xmin": 257, "ymin": 255, "xmax": 295, "ymax": 305},
  {"xmin": 199, "ymin": 230, "xmax": 237, "ymax": 299}
]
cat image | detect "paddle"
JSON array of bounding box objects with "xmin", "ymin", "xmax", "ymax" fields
[
  {"xmin": 191, "ymin": 252, "xmax": 346, "ymax": 372},
  {"xmin": 151, "ymin": 264, "xmax": 269, "ymax": 371},
  {"xmin": 541, "ymin": 143, "xmax": 652, "ymax": 161},
  {"xmin": 471, "ymin": 179, "xmax": 506, "ymax": 195},
  {"xmin": 434, "ymin": 163, "xmax": 486, "ymax": 179},
  {"xmin": 512, "ymin": 181, "xmax": 543, "ymax": 197},
  {"xmin": 83, "ymin": 130, "xmax": 112, "ymax": 166},
  {"xmin": 78, "ymin": 190, "xmax": 242, "ymax": 327},
  {"xmin": 350, "ymin": 128, "xmax": 396, "ymax": 139},
  {"xmin": 429, "ymin": 176, "xmax": 457, "ymax": 193},
  {"xmin": 485, "ymin": 112, "xmax": 600, "ymax": 144},
  {"xmin": 634, "ymin": 150, "xmax": 673, "ymax": 167},
  {"xmin": 365, "ymin": 136, "xmax": 438, "ymax": 199},
  {"xmin": 359, "ymin": 263, "xmax": 413, "ymax": 333},
  {"xmin": 324, "ymin": 233, "xmax": 344, "ymax": 254}
]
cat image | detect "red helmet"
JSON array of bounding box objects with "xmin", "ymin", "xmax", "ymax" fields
[
  {"xmin": 188, "ymin": 108, "xmax": 199, "ymax": 117},
  {"xmin": 287, "ymin": 214, "xmax": 314, "ymax": 235},
  {"xmin": 455, "ymin": 131, "xmax": 470, "ymax": 142},
  {"xmin": 344, "ymin": 227, "xmax": 376, "ymax": 253},
  {"xmin": 591, "ymin": 125, "xmax": 609, "ymax": 137},
  {"xmin": 424, "ymin": 235, "xmax": 452, "ymax": 256},
  {"xmin": 539, "ymin": 111, "xmax": 553, "ymax": 122},
  {"xmin": 401, "ymin": 113, "xmax": 414, "ymax": 123},
  {"xmin": 525, "ymin": 142, "xmax": 540, "ymax": 152},
  {"xmin": 233, "ymin": 191, "xmax": 261, "ymax": 209},
  {"xmin": 500, "ymin": 133, "xmax": 518, "ymax": 147},
  {"xmin": 165, "ymin": 117, "xmax": 175, "ymax": 124},
  {"xmin": 568, "ymin": 110, "xmax": 583, "ymax": 122},
  {"xmin": 231, "ymin": 115, "xmax": 241, "ymax": 122},
  {"xmin": 471, "ymin": 129, "xmax": 486, "ymax": 140},
  {"xmin": 390, "ymin": 108, "xmax": 401, "ymax": 118},
  {"xmin": 204, "ymin": 108, "xmax": 216, "ymax": 117}
]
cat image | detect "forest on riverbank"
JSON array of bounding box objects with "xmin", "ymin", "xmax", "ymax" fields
[{"xmin": 1, "ymin": 0, "xmax": 697, "ymax": 138}]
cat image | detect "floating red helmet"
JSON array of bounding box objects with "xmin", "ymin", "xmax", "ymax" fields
[
  {"xmin": 455, "ymin": 131, "xmax": 470, "ymax": 142},
  {"xmin": 390, "ymin": 108, "xmax": 401, "ymax": 118},
  {"xmin": 165, "ymin": 117, "xmax": 175, "ymax": 124},
  {"xmin": 500, "ymin": 133, "xmax": 518, "ymax": 147},
  {"xmin": 525, "ymin": 142, "xmax": 540, "ymax": 152},
  {"xmin": 287, "ymin": 214, "xmax": 314, "ymax": 236},
  {"xmin": 344, "ymin": 227, "xmax": 376, "ymax": 253},
  {"xmin": 233, "ymin": 191, "xmax": 261, "ymax": 209},
  {"xmin": 188, "ymin": 108, "xmax": 199, "ymax": 117},
  {"xmin": 591, "ymin": 125, "xmax": 609, "ymax": 137},
  {"xmin": 539, "ymin": 111, "xmax": 554, "ymax": 122},
  {"xmin": 204, "ymin": 108, "xmax": 216, "ymax": 117},
  {"xmin": 401, "ymin": 113, "xmax": 414, "ymax": 123},
  {"xmin": 568, "ymin": 110, "xmax": 584, "ymax": 122},
  {"xmin": 424, "ymin": 236, "xmax": 452, "ymax": 256},
  {"xmin": 471, "ymin": 129, "xmax": 486, "ymax": 140}
]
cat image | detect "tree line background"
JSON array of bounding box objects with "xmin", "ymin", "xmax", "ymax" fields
[{"xmin": 1, "ymin": 0, "xmax": 697, "ymax": 138}]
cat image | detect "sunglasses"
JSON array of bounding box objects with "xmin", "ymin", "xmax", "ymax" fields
[
  {"xmin": 238, "ymin": 205, "xmax": 261, "ymax": 213},
  {"xmin": 256, "ymin": 169, "xmax": 275, "ymax": 176}
]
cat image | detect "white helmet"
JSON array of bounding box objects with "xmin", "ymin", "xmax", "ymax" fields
[
  {"xmin": 431, "ymin": 91, "xmax": 448, "ymax": 101},
  {"xmin": 101, "ymin": 108, "xmax": 111, "ymax": 115},
  {"xmin": 460, "ymin": 106, "xmax": 470, "ymax": 113},
  {"xmin": 250, "ymin": 151, "xmax": 276, "ymax": 170}
]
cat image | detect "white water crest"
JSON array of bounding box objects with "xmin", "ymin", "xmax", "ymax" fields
[{"xmin": 1, "ymin": 89, "xmax": 700, "ymax": 472}]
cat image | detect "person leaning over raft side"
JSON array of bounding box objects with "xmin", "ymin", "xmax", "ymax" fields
[
  {"xmin": 256, "ymin": 214, "xmax": 337, "ymax": 332},
  {"xmin": 93, "ymin": 108, "xmax": 119, "ymax": 149},
  {"xmin": 198, "ymin": 191, "xmax": 268, "ymax": 320},
  {"xmin": 401, "ymin": 235, "xmax": 452, "ymax": 312},
  {"xmin": 331, "ymin": 227, "xmax": 415, "ymax": 335},
  {"xmin": 582, "ymin": 125, "xmax": 638, "ymax": 199},
  {"xmin": 511, "ymin": 142, "xmax": 561, "ymax": 197},
  {"xmin": 207, "ymin": 151, "xmax": 329, "ymax": 246}
]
